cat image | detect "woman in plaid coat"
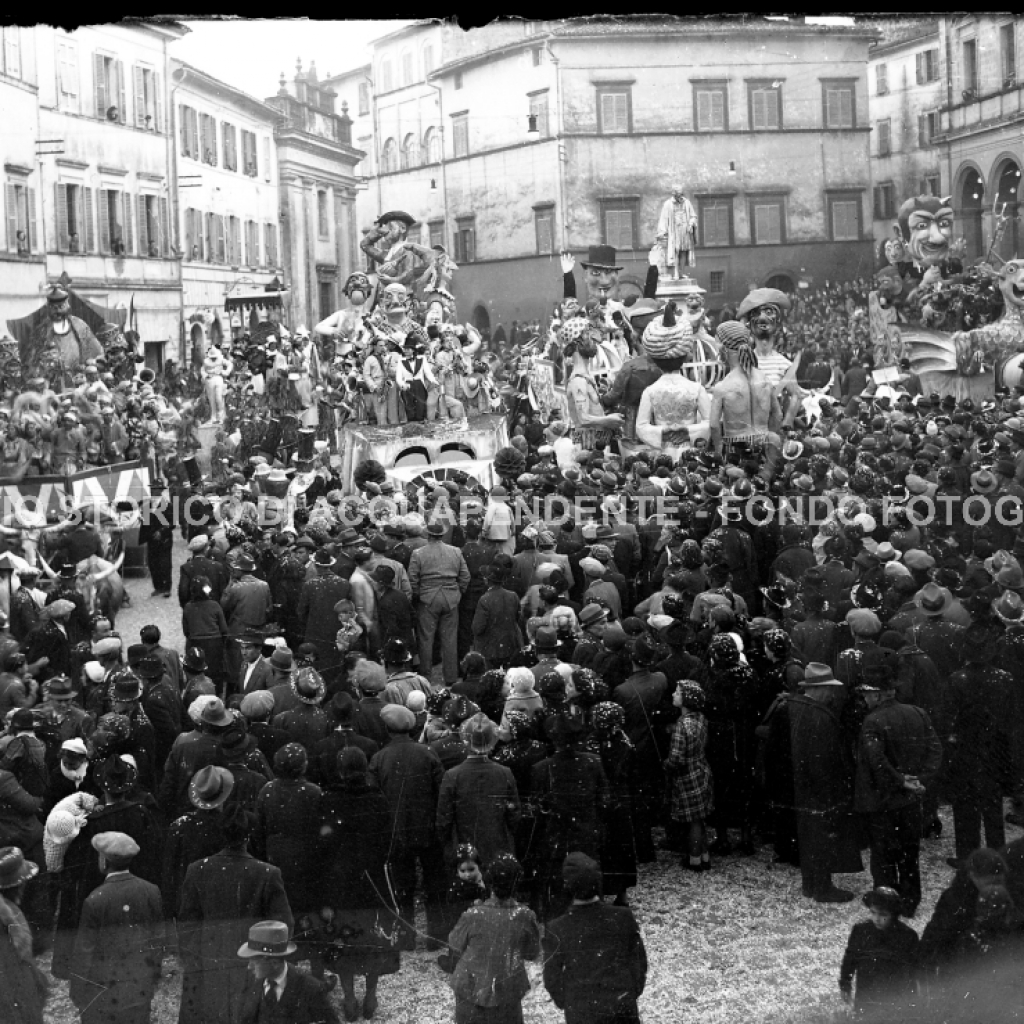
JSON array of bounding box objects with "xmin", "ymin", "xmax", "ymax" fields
[{"xmin": 665, "ymin": 680, "xmax": 713, "ymax": 873}]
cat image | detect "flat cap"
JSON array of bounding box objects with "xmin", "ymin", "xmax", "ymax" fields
[
  {"xmin": 91, "ymin": 831, "xmax": 140, "ymax": 859},
  {"xmin": 380, "ymin": 704, "xmax": 416, "ymax": 731}
]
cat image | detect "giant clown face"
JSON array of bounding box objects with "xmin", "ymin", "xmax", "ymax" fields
[
  {"xmin": 899, "ymin": 196, "xmax": 955, "ymax": 269},
  {"xmin": 999, "ymin": 258, "xmax": 1024, "ymax": 311}
]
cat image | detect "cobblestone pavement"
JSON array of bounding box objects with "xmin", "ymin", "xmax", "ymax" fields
[{"xmin": 115, "ymin": 536, "xmax": 188, "ymax": 649}]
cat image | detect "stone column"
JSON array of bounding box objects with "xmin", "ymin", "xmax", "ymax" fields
[{"xmin": 282, "ymin": 174, "xmax": 308, "ymax": 330}]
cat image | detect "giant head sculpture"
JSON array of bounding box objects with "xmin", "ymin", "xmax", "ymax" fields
[
  {"xmin": 580, "ymin": 245, "xmax": 623, "ymax": 303},
  {"xmin": 898, "ymin": 195, "xmax": 955, "ymax": 269}
]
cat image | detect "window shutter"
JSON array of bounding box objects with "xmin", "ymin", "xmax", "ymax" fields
[
  {"xmin": 874, "ymin": 186, "xmax": 882, "ymax": 220},
  {"xmin": 180, "ymin": 105, "xmax": 189, "ymax": 155},
  {"xmin": 118, "ymin": 191, "xmax": 130, "ymax": 255},
  {"xmin": 190, "ymin": 109, "xmax": 199, "ymax": 160},
  {"xmin": 98, "ymin": 191, "xmax": 110, "ymax": 253},
  {"xmin": 184, "ymin": 207, "xmax": 192, "ymax": 257},
  {"xmin": 153, "ymin": 73, "xmax": 161, "ymax": 132},
  {"xmin": 139, "ymin": 195, "xmax": 150, "ymax": 254},
  {"xmin": 916, "ymin": 52, "xmax": 925, "ymax": 85},
  {"xmin": 753, "ymin": 90, "xmax": 765, "ymax": 129},
  {"xmin": 842, "ymin": 90, "xmax": 852, "ymax": 127},
  {"xmin": 116, "ymin": 60, "xmax": 126, "ymax": 123},
  {"xmin": 263, "ymin": 137, "xmax": 271, "ymax": 180},
  {"xmin": 134, "ymin": 66, "xmax": 146, "ymax": 127},
  {"xmin": 711, "ymin": 91, "xmax": 724, "ymax": 128},
  {"xmin": 697, "ymin": 91, "xmax": 710, "ymax": 129},
  {"xmin": 216, "ymin": 214, "xmax": 225, "ymax": 262},
  {"xmin": 82, "ymin": 187, "xmax": 94, "ymax": 252},
  {"xmin": 160, "ymin": 196, "xmax": 170, "ymax": 255},
  {"xmin": 826, "ymin": 89, "xmax": 837, "ymax": 127},
  {"xmin": 24, "ymin": 188, "xmax": 34, "ymax": 251},
  {"xmin": 55, "ymin": 183, "xmax": 69, "ymax": 252},
  {"xmin": 94, "ymin": 52, "xmax": 107, "ymax": 117},
  {"xmin": 5, "ymin": 184, "xmax": 16, "ymax": 253}
]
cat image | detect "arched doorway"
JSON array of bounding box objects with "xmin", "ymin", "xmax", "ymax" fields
[
  {"xmin": 764, "ymin": 272, "xmax": 795, "ymax": 293},
  {"xmin": 472, "ymin": 304, "xmax": 491, "ymax": 338},
  {"xmin": 995, "ymin": 159, "xmax": 1022, "ymax": 262},
  {"xmin": 959, "ymin": 167, "xmax": 985, "ymax": 262}
]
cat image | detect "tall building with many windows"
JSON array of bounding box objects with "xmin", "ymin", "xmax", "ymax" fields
[
  {"xmin": 935, "ymin": 15, "xmax": 1023, "ymax": 263},
  {"xmin": 332, "ymin": 18, "xmax": 878, "ymax": 335},
  {"xmin": 170, "ymin": 59, "xmax": 281, "ymax": 361},
  {"xmin": 34, "ymin": 23, "xmax": 187, "ymax": 365},
  {"xmin": 867, "ymin": 20, "xmax": 943, "ymax": 252}
]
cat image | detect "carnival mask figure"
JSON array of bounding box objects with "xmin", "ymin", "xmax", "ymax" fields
[
  {"xmin": 997, "ymin": 258, "xmax": 1024, "ymax": 311},
  {"xmin": 47, "ymin": 291, "xmax": 72, "ymax": 323},
  {"xmin": 379, "ymin": 284, "xmax": 409, "ymax": 325},
  {"xmin": 344, "ymin": 272, "xmax": 371, "ymax": 307},
  {"xmin": 899, "ymin": 195, "xmax": 955, "ymax": 270},
  {"xmin": 883, "ymin": 226, "xmax": 909, "ymax": 267}
]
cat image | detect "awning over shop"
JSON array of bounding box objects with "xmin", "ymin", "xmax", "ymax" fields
[{"xmin": 224, "ymin": 289, "xmax": 289, "ymax": 312}]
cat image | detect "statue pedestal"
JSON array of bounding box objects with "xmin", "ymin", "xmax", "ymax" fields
[{"xmin": 655, "ymin": 276, "xmax": 700, "ymax": 302}]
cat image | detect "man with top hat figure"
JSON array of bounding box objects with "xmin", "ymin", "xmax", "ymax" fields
[
  {"xmin": 24, "ymin": 283, "xmax": 104, "ymax": 389},
  {"xmin": 284, "ymin": 429, "xmax": 327, "ymax": 532},
  {"xmin": 559, "ymin": 245, "xmax": 634, "ymax": 333},
  {"xmin": 137, "ymin": 477, "xmax": 176, "ymax": 599}
]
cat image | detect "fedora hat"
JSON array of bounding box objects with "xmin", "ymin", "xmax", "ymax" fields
[
  {"xmin": 46, "ymin": 674, "xmax": 77, "ymax": 700},
  {"xmin": 98, "ymin": 754, "xmax": 138, "ymax": 796},
  {"xmin": 111, "ymin": 673, "xmax": 143, "ymax": 702},
  {"xmin": 579, "ymin": 244, "xmax": 622, "ymax": 270},
  {"xmin": 375, "ymin": 209, "xmax": 417, "ymax": 229},
  {"xmin": 189, "ymin": 765, "xmax": 235, "ymax": 811},
  {"xmin": 136, "ymin": 655, "xmax": 165, "ymax": 681},
  {"xmin": 198, "ymin": 697, "xmax": 233, "ymax": 728},
  {"xmin": 971, "ymin": 469, "xmax": 999, "ymax": 495},
  {"xmin": 237, "ymin": 920, "xmax": 297, "ymax": 959},
  {"xmin": 291, "ymin": 666, "xmax": 325, "ymax": 705},
  {"xmin": 534, "ymin": 625, "xmax": 559, "ymax": 651},
  {"xmin": 269, "ymin": 647, "xmax": 294, "ymax": 673},
  {"xmin": 313, "ymin": 549, "xmax": 338, "ymax": 568},
  {"xmin": 801, "ymin": 663, "xmax": 842, "ymax": 687},
  {"xmin": 0, "ymin": 846, "xmax": 39, "ymax": 889},
  {"xmin": 997, "ymin": 564, "xmax": 1024, "ymax": 591},
  {"xmin": 232, "ymin": 553, "xmax": 256, "ymax": 573},
  {"xmin": 914, "ymin": 581, "xmax": 952, "ymax": 616},
  {"xmin": 992, "ymin": 590, "xmax": 1024, "ymax": 625},
  {"xmin": 183, "ymin": 646, "xmax": 208, "ymax": 673}
]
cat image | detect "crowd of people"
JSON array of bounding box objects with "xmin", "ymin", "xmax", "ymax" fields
[{"xmin": 4, "ymin": 253, "xmax": 1024, "ymax": 1024}]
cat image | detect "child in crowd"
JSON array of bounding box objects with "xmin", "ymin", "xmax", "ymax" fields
[
  {"xmin": 437, "ymin": 845, "xmax": 489, "ymax": 970},
  {"xmin": 334, "ymin": 599, "xmax": 364, "ymax": 655},
  {"xmin": 665, "ymin": 680, "xmax": 713, "ymax": 873},
  {"xmin": 840, "ymin": 886, "xmax": 920, "ymax": 1016},
  {"xmin": 44, "ymin": 791, "xmax": 100, "ymax": 872}
]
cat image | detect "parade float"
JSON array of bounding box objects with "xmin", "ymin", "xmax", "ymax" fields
[
  {"xmin": 870, "ymin": 194, "xmax": 1024, "ymax": 399},
  {"xmin": 0, "ymin": 283, "xmax": 151, "ymax": 547}
]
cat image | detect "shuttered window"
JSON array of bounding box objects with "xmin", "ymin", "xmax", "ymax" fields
[
  {"xmin": 750, "ymin": 199, "xmax": 784, "ymax": 244},
  {"xmin": 695, "ymin": 87, "xmax": 727, "ymax": 131},
  {"xmin": 93, "ymin": 53, "xmax": 125, "ymax": 122},
  {"xmin": 877, "ymin": 118, "xmax": 891, "ymax": 156},
  {"xmin": 57, "ymin": 41, "xmax": 80, "ymax": 113},
  {"xmin": 749, "ymin": 84, "xmax": 781, "ymax": 129},
  {"xmin": 264, "ymin": 223, "xmax": 278, "ymax": 267},
  {"xmin": 133, "ymin": 65, "xmax": 160, "ymax": 130},
  {"xmin": 6, "ymin": 181, "xmax": 35, "ymax": 254},
  {"xmin": 828, "ymin": 195, "xmax": 862, "ymax": 241},
  {"xmin": 99, "ymin": 189, "xmax": 128, "ymax": 255},
  {"xmin": 200, "ymin": 114, "xmax": 217, "ymax": 165},
  {"xmin": 55, "ymin": 183, "xmax": 94, "ymax": 253},
  {"xmin": 597, "ymin": 88, "xmax": 630, "ymax": 134},
  {"xmin": 222, "ymin": 122, "xmax": 237, "ymax": 172},
  {"xmin": 451, "ymin": 117, "xmax": 468, "ymax": 158},
  {"xmin": 180, "ymin": 105, "xmax": 200, "ymax": 159},
  {"xmin": 699, "ymin": 199, "xmax": 732, "ymax": 247},
  {"xmin": 824, "ymin": 85, "xmax": 854, "ymax": 129},
  {"xmin": 599, "ymin": 198, "xmax": 639, "ymax": 250},
  {"xmin": 241, "ymin": 130, "xmax": 258, "ymax": 177},
  {"xmin": 534, "ymin": 206, "xmax": 555, "ymax": 254}
]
